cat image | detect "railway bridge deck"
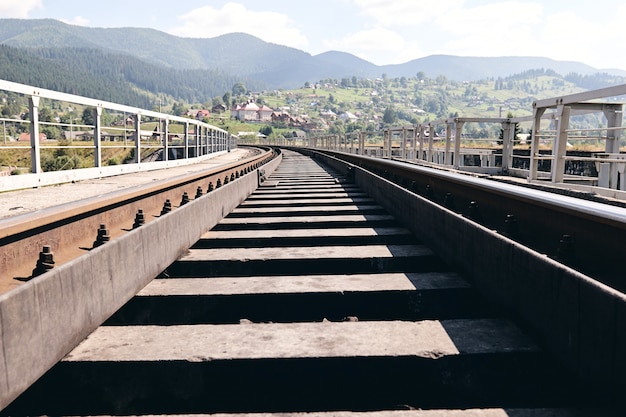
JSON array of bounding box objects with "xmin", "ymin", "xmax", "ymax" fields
[{"xmin": 1, "ymin": 149, "xmax": 612, "ymax": 416}]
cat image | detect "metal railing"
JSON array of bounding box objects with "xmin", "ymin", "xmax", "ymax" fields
[{"xmin": 299, "ymin": 84, "xmax": 626, "ymax": 198}]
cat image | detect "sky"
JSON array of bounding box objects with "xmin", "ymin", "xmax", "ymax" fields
[{"xmin": 1, "ymin": 0, "xmax": 626, "ymax": 71}]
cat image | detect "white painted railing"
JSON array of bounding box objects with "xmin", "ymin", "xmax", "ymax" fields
[{"xmin": 0, "ymin": 80, "xmax": 237, "ymax": 192}]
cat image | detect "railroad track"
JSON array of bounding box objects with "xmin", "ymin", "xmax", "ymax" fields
[
  {"xmin": 2, "ymin": 150, "xmax": 606, "ymax": 416},
  {"xmin": 0, "ymin": 146, "xmax": 275, "ymax": 293},
  {"xmin": 311, "ymin": 149, "xmax": 626, "ymax": 291}
]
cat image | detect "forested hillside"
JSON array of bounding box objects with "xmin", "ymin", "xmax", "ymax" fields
[
  {"xmin": 0, "ymin": 45, "xmax": 153, "ymax": 107},
  {"xmin": 0, "ymin": 45, "xmax": 264, "ymax": 107}
]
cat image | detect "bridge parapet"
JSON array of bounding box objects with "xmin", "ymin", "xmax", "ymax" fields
[
  {"xmin": 0, "ymin": 80, "xmax": 238, "ymax": 192},
  {"xmin": 270, "ymin": 84, "xmax": 626, "ymax": 200}
]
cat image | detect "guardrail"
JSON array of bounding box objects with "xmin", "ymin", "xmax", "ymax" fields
[
  {"xmin": 283, "ymin": 84, "xmax": 626, "ymax": 199},
  {"xmin": 0, "ymin": 80, "xmax": 238, "ymax": 192}
]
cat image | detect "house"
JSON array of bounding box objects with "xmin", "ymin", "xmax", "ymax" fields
[
  {"xmin": 338, "ymin": 111, "xmax": 358, "ymax": 122},
  {"xmin": 257, "ymin": 105, "xmax": 274, "ymax": 122},
  {"xmin": 195, "ymin": 109, "xmax": 210, "ymax": 120},
  {"xmin": 320, "ymin": 109, "xmax": 337, "ymax": 120},
  {"xmin": 18, "ymin": 132, "xmax": 47, "ymax": 142},
  {"xmin": 212, "ymin": 104, "xmax": 227, "ymax": 113},
  {"xmin": 231, "ymin": 100, "xmax": 275, "ymax": 122}
]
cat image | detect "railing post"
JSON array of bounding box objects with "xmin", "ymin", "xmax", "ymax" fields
[
  {"xmin": 501, "ymin": 120, "xmax": 513, "ymax": 172},
  {"xmin": 552, "ymin": 104, "xmax": 570, "ymax": 183},
  {"xmin": 454, "ymin": 120, "xmax": 464, "ymax": 169},
  {"xmin": 418, "ymin": 125, "xmax": 425, "ymax": 161},
  {"xmin": 162, "ymin": 118, "xmax": 169, "ymax": 161},
  {"xmin": 410, "ymin": 126, "xmax": 417, "ymax": 161},
  {"xmin": 359, "ymin": 132, "xmax": 365, "ymax": 155},
  {"xmin": 604, "ymin": 105, "xmax": 623, "ymax": 188},
  {"xmin": 445, "ymin": 122, "xmax": 453, "ymax": 165},
  {"xmin": 28, "ymin": 96, "xmax": 41, "ymax": 174},
  {"xmin": 528, "ymin": 106, "xmax": 545, "ymax": 181},
  {"xmin": 94, "ymin": 106, "xmax": 102, "ymax": 167},
  {"xmin": 401, "ymin": 127, "xmax": 407, "ymax": 160},
  {"xmin": 427, "ymin": 124, "xmax": 434, "ymax": 163},
  {"xmin": 184, "ymin": 121, "xmax": 189, "ymax": 159},
  {"xmin": 134, "ymin": 113, "xmax": 141, "ymax": 164}
]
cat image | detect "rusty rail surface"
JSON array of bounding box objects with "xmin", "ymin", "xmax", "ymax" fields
[
  {"xmin": 299, "ymin": 148, "xmax": 626, "ymax": 292},
  {"xmin": 0, "ymin": 146, "xmax": 275, "ymax": 294}
]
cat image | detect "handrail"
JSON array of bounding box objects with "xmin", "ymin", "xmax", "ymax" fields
[{"xmin": 0, "ymin": 79, "xmax": 238, "ymax": 191}]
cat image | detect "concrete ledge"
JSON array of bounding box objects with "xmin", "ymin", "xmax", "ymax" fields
[
  {"xmin": 0, "ymin": 152, "xmax": 282, "ymax": 409},
  {"xmin": 315, "ymin": 150, "xmax": 626, "ymax": 407},
  {"xmin": 0, "ymin": 150, "xmax": 232, "ymax": 193}
]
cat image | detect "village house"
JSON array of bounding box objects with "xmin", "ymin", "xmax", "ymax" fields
[
  {"xmin": 195, "ymin": 109, "xmax": 210, "ymax": 120},
  {"xmin": 231, "ymin": 100, "xmax": 275, "ymax": 122},
  {"xmin": 18, "ymin": 132, "xmax": 47, "ymax": 142}
]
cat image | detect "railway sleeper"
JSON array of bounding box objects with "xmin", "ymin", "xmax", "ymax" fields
[{"xmin": 3, "ymin": 150, "xmax": 598, "ymax": 416}]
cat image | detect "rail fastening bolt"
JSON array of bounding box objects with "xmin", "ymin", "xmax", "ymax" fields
[
  {"xmin": 32, "ymin": 245, "xmax": 55, "ymax": 277},
  {"xmin": 425, "ymin": 184, "xmax": 434, "ymax": 199},
  {"xmin": 133, "ymin": 209, "xmax": 145, "ymax": 229},
  {"xmin": 467, "ymin": 201, "xmax": 482, "ymax": 222},
  {"xmin": 504, "ymin": 214, "xmax": 519, "ymax": 237},
  {"xmin": 161, "ymin": 199, "xmax": 172, "ymax": 215},
  {"xmin": 195, "ymin": 186, "xmax": 204, "ymax": 199},
  {"xmin": 93, "ymin": 224, "xmax": 111, "ymax": 247},
  {"xmin": 180, "ymin": 192, "xmax": 190, "ymax": 206},
  {"xmin": 216, "ymin": 178, "xmax": 222, "ymax": 188},
  {"xmin": 557, "ymin": 234, "xmax": 575, "ymax": 262},
  {"xmin": 443, "ymin": 192, "xmax": 455, "ymax": 210}
]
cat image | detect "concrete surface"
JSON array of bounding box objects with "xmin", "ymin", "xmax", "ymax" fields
[
  {"xmin": 216, "ymin": 214, "xmax": 395, "ymax": 225},
  {"xmin": 63, "ymin": 318, "xmax": 538, "ymax": 362},
  {"xmin": 137, "ymin": 272, "xmax": 470, "ymax": 296},
  {"xmin": 181, "ymin": 244, "xmax": 434, "ymax": 261},
  {"xmin": 100, "ymin": 411, "xmax": 609, "ymax": 417},
  {"xmin": 0, "ymin": 148, "xmax": 254, "ymax": 219},
  {"xmin": 202, "ymin": 227, "xmax": 412, "ymax": 240}
]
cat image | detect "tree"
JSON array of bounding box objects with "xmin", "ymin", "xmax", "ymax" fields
[
  {"xmin": 172, "ymin": 102, "xmax": 187, "ymax": 116},
  {"xmin": 38, "ymin": 106, "xmax": 54, "ymax": 123},
  {"xmin": 222, "ymin": 92, "xmax": 231, "ymax": 107},
  {"xmin": 82, "ymin": 107, "xmax": 94, "ymax": 126},
  {"xmin": 232, "ymin": 82, "xmax": 246, "ymax": 96},
  {"xmin": 1, "ymin": 99, "xmax": 20, "ymax": 117},
  {"xmin": 383, "ymin": 106, "xmax": 397, "ymax": 124},
  {"xmin": 259, "ymin": 125, "xmax": 273, "ymax": 136}
]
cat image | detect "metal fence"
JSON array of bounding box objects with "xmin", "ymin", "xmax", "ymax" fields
[{"xmin": 0, "ymin": 79, "xmax": 237, "ymax": 192}]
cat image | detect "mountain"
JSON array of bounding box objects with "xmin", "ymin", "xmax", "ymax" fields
[
  {"xmin": 1, "ymin": 18, "xmax": 624, "ymax": 91},
  {"xmin": 379, "ymin": 55, "xmax": 626, "ymax": 80}
]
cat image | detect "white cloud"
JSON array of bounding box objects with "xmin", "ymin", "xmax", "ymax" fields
[
  {"xmin": 323, "ymin": 27, "xmax": 424, "ymax": 65},
  {"xmin": 439, "ymin": 1, "xmax": 544, "ymax": 56},
  {"xmin": 352, "ymin": 0, "xmax": 464, "ymax": 25},
  {"xmin": 61, "ymin": 16, "xmax": 90, "ymax": 26},
  {"xmin": 0, "ymin": 0, "xmax": 42, "ymax": 18},
  {"xmin": 168, "ymin": 2, "xmax": 308, "ymax": 49},
  {"xmin": 540, "ymin": 8, "xmax": 626, "ymax": 69}
]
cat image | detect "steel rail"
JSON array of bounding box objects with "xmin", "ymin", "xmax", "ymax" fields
[
  {"xmin": 300, "ymin": 148, "xmax": 626, "ymax": 292},
  {"xmin": 0, "ymin": 146, "xmax": 276, "ymax": 294}
]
